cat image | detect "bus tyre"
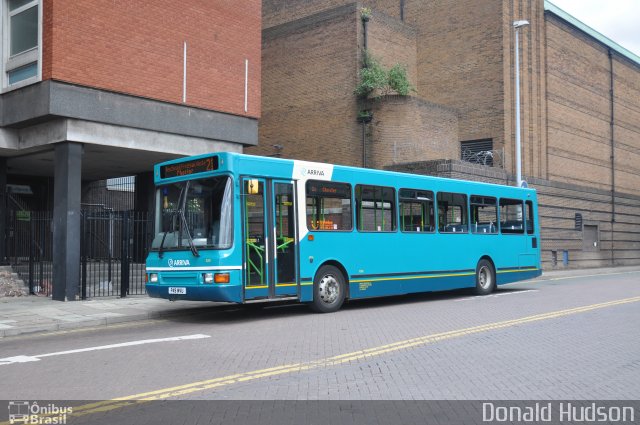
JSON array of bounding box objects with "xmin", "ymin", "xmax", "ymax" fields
[
  {"xmin": 474, "ymin": 259, "xmax": 496, "ymax": 295},
  {"xmin": 311, "ymin": 265, "xmax": 346, "ymax": 313}
]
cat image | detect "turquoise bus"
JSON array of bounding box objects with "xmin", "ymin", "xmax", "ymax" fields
[{"xmin": 145, "ymin": 152, "xmax": 541, "ymax": 313}]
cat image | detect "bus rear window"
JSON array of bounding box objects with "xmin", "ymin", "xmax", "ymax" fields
[{"xmin": 306, "ymin": 181, "xmax": 352, "ymax": 231}]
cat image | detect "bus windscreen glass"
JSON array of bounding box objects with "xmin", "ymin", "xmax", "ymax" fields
[{"xmin": 151, "ymin": 176, "xmax": 233, "ymax": 251}]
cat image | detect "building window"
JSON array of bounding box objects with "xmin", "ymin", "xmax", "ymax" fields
[
  {"xmin": 461, "ymin": 139, "xmax": 494, "ymax": 166},
  {"xmin": 3, "ymin": 0, "xmax": 40, "ymax": 89}
]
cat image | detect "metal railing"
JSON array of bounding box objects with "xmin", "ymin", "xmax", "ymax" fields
[
  {"xmin": 6, "ymin": 210, "xmax": 152, "ymax": 298},
  {"xmin": 461, "ymin": 148, "xmax": 504, "ymax": 168}
]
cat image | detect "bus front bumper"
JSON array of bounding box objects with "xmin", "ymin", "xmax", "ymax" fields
[{"xmin": 145, "ymin": 283, "xmax": 242, "ymax": 302}]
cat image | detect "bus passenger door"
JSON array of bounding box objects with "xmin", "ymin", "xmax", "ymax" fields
[
  {"xmin": 242, "ymin": 178, "xmax": 298, "ymax": 301},
  {"xmin": 271, "ymin": 181, "xmax": 298, "ymax": 297},
  {"xmin": 243, "ymin": 178, "xmax": 269, "ymax": 300}
]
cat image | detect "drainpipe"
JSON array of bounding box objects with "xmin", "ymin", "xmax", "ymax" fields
[
  {"xmin": 362, "ymin": 14, "xmax": 368, "ymax": 50},
  {"xmin": 361, "ymin": 10, "xmax": 370, "ymax": 168},
  {"xmin": 362, "ymin": 123, "xmax": 367, "ymax": 168},
  {"xmin": 608, "ymin": 49, "xmax": 615, "ymax": 265}
]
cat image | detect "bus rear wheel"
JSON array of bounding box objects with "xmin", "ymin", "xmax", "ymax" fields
[
  {"xmin": 311, "ymin": 265, "xmax": 346, "ymax": 313},
  {"xmin": 474, "ymin": 259, "xmax": 496, "ymax": 295}
]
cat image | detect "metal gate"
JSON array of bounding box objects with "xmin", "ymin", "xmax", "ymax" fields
[{"xmin": 6, "ymin": 209, "xmax": 151, "ymax": 298}]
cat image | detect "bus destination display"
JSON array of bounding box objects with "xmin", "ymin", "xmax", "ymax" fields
[{"xmin": 160, "ymin": 156, "xmax": 219, "ymax": 178}]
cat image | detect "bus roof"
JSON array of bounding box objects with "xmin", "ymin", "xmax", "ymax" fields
[{"xmin": 154, "ymin": 152, "xmax": 537, "ymax": 197}]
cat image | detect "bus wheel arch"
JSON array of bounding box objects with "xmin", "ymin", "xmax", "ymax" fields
[
  {"xmin": 474, "ymin": 256, "xmax": 496, "ymax": 295},
  {"xmin": 310, "ymin": 261, "xmax": 349, "ymax": 313}
]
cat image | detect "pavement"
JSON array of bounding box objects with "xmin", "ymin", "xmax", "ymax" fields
[{"xmin": 1, "ymin": 265, "xmax": 639, "ymax": 338}]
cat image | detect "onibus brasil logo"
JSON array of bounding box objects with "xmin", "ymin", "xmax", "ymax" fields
[{"xmin": 8, "ymin": 401, "xmax": 72, "ymax": 424}]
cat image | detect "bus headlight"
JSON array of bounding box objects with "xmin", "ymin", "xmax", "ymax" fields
[
  {"xmin": 149, "ymin": 273, "xmax": 159, "ymax": 283},
  {"xmin": 203, "ymin": 273, "xmax": 214, "ymax": 284}
]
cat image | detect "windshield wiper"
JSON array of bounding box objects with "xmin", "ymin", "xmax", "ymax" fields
[
  {"xmin": 157, "ymin": 182, "xmax": 200, "ymax": 258},
  {"xmin": 179, "ymin": 210, "xmax": 200, "ymax": 257},
  {"xmin": 178, "ymin": 181, "xmax": 199, "ymax": 258},
  {"xmin": 158, "ymin": 184, "xmax": 185, "ymax": 259}
]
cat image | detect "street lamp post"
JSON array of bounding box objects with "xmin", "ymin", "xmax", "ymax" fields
[{"xmin": 513, "ymin": 19, "xmax": 529, "ymax": 187}]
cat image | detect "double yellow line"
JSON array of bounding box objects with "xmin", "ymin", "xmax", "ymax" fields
[{"xmin": 3, "ymin": 295, "xmax": 640, "ymax": 423}]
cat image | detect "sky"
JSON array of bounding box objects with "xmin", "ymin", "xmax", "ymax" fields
[{"xmin": 548, "ymin": 0, "xmax": 640, "ymax": 57}]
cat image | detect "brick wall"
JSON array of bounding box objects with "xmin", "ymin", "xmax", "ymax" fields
[
  {"xmin": 264, "ymin": 0, "xmax": 349, "ymax": 29},
  {"xmin": 264, "ymin": 0, "xmax": 406, "ymax": 29},
  {"xmin": 256, "ymin": 2, "xmax": 458, "ymax": 166},
  {"xmin": 403, "ymin": 0, "xmax": 506, "ymax": 157},
  {"xmin": 612, "ymin": 56, "xmax": 640, "ymax": 195},
  {"xmin": 251, "ymin": 5, "xmax": 362, "ymax": 164},
  {"xmin": 366, "ymin": 8, "xmax": 417, "ymax": 90},
  {"xmin": 368, "ymin": 95, "xmax": 458, "ymax": 168},
  {"xmin": 42, "ymin": 0, "xmax": 261, "ymax": 118},
  {"xmin": 545, "ymin": 14, "xmax": 640, "ymax": 198}
]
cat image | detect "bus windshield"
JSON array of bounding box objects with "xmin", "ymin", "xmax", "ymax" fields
[{"xmin": 151, "ymin": 176, "xmax": 233, "ymax": 252}]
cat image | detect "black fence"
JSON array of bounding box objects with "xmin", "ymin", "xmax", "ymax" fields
[{"xmin": 6, "ymin": 210, "xmax": 151, "ymax": 298}]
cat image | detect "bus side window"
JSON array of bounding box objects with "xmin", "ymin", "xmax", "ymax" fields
[
  {"xmin": 437, "ymin": 192, "xmax": 468, "ymax": 233},
  {"xmin": 526, "ymin": 200, "xmax": 534, "ymax": 234},
  {"xmin": 470, "ymin": 195, "xmax": 497, "ymax": 234},
  {"xmin": 499, "ymin": 198, "xmax": 524, "ymax": 234},
  {"xmin": 356, "ymin": 185, "xmax": 396, "ymax": 232},
  {"xmin": 305, "ymin": 180, "xmax": 352, "ymax": 231},
  {"xmin": 399, "ymin": 188, "xmax": 434, "ymax": 233}
]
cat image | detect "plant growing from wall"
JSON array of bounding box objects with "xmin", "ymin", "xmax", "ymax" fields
[
  {"xmin": 357, "ymin": 109, "xmax": 373, "ymax": 123},
  {"xmin": 360, "ymin": 7, "xmax": 372, "ymax": 21},
  {"xmin": 354, "ymin": 52, "xmax": 387, "ymax": 98},
  {"xmin": 355, "ymin": 51, "xmax": 414, "ymax": 98},
  {"xmin": 387, "ymin": 63, "xmax": 412, "ymax": 96}
]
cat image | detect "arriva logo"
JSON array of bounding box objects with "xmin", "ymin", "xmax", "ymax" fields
[
  {"xmin": 300, "ymin": 167, "xmax": 325, "ymax": 177},
  {"xmin": 168, "ymin": 259, "xmax": 190, "ymax": 267}
]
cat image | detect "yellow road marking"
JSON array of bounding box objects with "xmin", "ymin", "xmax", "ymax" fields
[{"xmin": 5, "ymin": 294, "xmax": 638, "ymax": 424}]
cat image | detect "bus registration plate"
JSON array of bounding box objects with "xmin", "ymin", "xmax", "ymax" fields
[{"xmin": 168, "ymin": 287, "xmax": 186, "ymax": 295}]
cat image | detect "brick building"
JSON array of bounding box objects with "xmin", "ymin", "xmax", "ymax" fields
[
  {"xmin": 252, "ymin": 0, "xmax": 640, "ymax": 269},
  {"xmin": 0, "ymin": 0, "xmax": 261, "ymax": 300}
]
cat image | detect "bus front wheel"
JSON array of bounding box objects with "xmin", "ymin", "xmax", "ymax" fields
[
  {"xmin": 311, "ymin": 265, "xmax": 346, "ymax": 313},
  {"xmin": 474, "ymin": 259, "xmax": 496, "ymax": 295}
]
